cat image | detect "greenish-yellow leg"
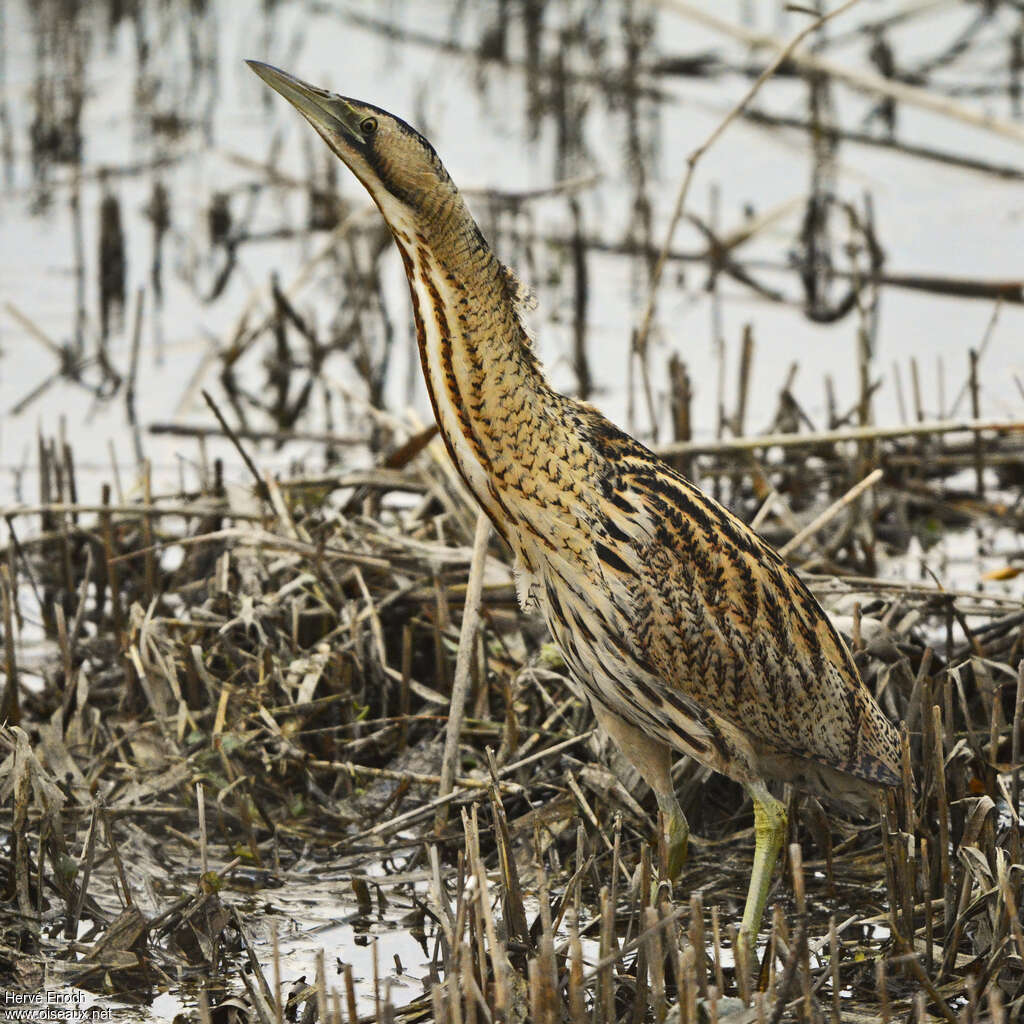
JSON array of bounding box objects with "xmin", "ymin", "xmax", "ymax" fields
[
  {"xmin": 739, "ymin": 782, "xmax": 788, "ymax": 949},
  {"xmin": 657, "ymin": 791, "xmax": 689, "ymax": 880},
  {"xmin": 591, "ymin": 704, "xmax": 688, "ymax": 880}
]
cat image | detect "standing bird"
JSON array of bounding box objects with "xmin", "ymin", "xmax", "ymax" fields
[{"xmin": 248, "ymin": 61, "xmax": 901, "ymax": 946}]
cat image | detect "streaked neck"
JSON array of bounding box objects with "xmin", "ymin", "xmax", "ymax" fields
[{"xmin": 388, "ymin": 191, "xmax": 548, "ymax": 525}]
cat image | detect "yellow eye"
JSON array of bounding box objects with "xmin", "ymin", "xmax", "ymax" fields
[{"xmin": 360, "ymin": 116, "xmax": 378, "ymax": 136}]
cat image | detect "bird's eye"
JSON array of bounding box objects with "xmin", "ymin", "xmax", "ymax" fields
[{"xmin": 360, "ymin": 116, "xmax": 378, "ymax": 136}]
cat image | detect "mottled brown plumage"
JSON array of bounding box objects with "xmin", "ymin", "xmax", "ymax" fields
[{"xmin": 249, "ymin": 60, "xmax": 901, "ymax": 945}]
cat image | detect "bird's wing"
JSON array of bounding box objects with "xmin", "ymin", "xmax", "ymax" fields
[{"xmin": 579, "ymin": 415, "xmax": 899, "ymax": 788}]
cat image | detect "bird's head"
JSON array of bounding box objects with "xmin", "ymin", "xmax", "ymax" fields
[{"xmin": 247, "ymin": 61, "xmax": 453, "ymax": 231}]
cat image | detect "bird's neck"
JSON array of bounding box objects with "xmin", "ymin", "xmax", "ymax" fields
[{"xmin": 389, "ymin": 196, "xmax": 552, "ymax": 529}]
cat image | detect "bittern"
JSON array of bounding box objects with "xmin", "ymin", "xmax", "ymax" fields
[{"xmin": 249, "ymin": 61, "xmax": 901, "ymax": 946}]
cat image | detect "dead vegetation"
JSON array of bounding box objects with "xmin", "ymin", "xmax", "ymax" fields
[{"xmin": 1, "ymin": 405, "xmax": 1023, "ymax": 1021}]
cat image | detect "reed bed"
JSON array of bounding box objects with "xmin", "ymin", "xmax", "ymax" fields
[{"xmin": 1, "ymin": 409, "xmax": 1022, "ymax": 1022}]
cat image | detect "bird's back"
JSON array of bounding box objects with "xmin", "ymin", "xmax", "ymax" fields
[{"xmin": 515, "ymin": 403, "xmax": 901, "ymax": 805}]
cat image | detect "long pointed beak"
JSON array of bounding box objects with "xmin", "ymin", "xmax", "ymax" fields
[{"xmin": 246, "ymin": 60, "xmax": 361, "ymax": 141}]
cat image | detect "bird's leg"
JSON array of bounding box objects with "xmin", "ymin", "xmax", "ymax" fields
[
  {"xmin": 590, "ymin": 704, "xmax": 688, "ymax": 880},
  {"xmin": 739, "ymin": 781, "xmax": 788, "ymax": 950},
  {"xmin": 657, "ymin": 790, "xmax": 689, "ymax": 880}
]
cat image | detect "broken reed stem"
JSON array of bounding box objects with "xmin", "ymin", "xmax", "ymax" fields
[
  {"xmin": 142, "ymin": 461, "xmax": 156, "ymax": 605},
  {"xmin": 125, "ymin": 286, "xmax": 145, "ymax": 466},
  {"xmin": 778, "ymin": 467, "xmax": 883, "ymax": 559},
  {"xmin": 201, "ymin": 389, "xmax": 269, "ymax": 501},
  {"xmin": 920, "ymin": 836, "xmax": 934, "ymax": 974},
  {"xmin": 315, "ymin": 949, "xmax": 328, "ymax": 1024},
  {"xmin": 661, "ymin": 0, "xmax": 1024, "ymax": 143},
  {"xmin": 149, "ymin": 421, "xmax": 366, "ymax": 445},
  {"xmin": 767, "ymin": 914, "xmax": 807, "ymax": 1024},
  {"xmin": 690, "ymin": 892, "xmax": 707, "ymax": 999},
  {"xmin": 710, "ymin": 904, "xmax": 724, "ymax": 995},
  {"xmin": 349, "ymin": 730, "xmax": 596, "ymax": 843},
  {"xmin": 583, "ymin": 904, "xmax": 690, "ymax": 985},
  {"xmin": 734, "ymin": 323, "xmax": 754, "ymax": 437},
  {"xmin": 197, "ymin": 782, "xmax": 208, "ymax": 877},
  {"xmin": 633, "ymin": 0, "xmax": 864, "ymax": 357},
  {"xmin": 197, "ymin": 993, "xmax": 213, "ymax": 1024},
  {"xmin": 436, "ymin": 512, "xmax": 491, "ymax": 830},
  {"xmin": 969, "ymin": 349, "xmax": 984, "ymax": 496},
  {"xmin": 343, "ymin": 964, "xmax": 358, "ymax": 1024},
  {"xmin": 100, "ymin": 804, "xmax": 132, "ymax": 907},
  {"xmin": 0, "ymin": 565, "xmax": 19, "ymax": 725},
  {"xmin": 271, "ymin": 921, "xmax": 283, "ymax": 1024},
  {"xmin": 468, "ymin": 807, "xmax": 508, "ymax": 1017},
  {"xmin": 931, "ymin": 704, "xmax": 951, "ymax": 920},
  {"xmin": 828, "ymin": 916, "xmax": 840, "ymax": 1024},
  {"xmin": 996, "ymin": 855, "xmax": 1024, "ymax": 969},
  {"xmin": 875, "ymin": 958, "xmax": 890, "ymax": 1024},
  {"xmin": 316, "ymin": 760, "xmax": 522, "ymax": 793},
  {"xmin": 656, "ymin": 415, "xmax": 1024, "ymax": 457},
  {"xmin": 1012, "ymin": 662, "xmax": 1023, "ymax": 820},
  {"xmin": 372, "ymin": 937, "xmax": 382, "ymax": 1024},
  {"xmin": 100, "ymin": 484, "xmax": 124, "ymax": 639},
  {"xmin": 67, "ymin": 803, "xmax": 99, "ymax": 940},
  {"xmin": 949, "ymin": 298, "xmax": 1002, "ymax": 417},
  {"xmin": 893, "ymin": 942, "xmax": 959, "ymax": 1024},
  {"xmin": 790, "ymin": 843, "xmax": 811, "ymax": 1022},
  {"xmin": 0, "ymin": 501, "xmax": 265, "ymax": 522}
]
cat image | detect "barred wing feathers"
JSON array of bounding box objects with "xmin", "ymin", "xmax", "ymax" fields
[{"xmin": 574, "ymin": 412, "xmax": 901, "ymax": 794}]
